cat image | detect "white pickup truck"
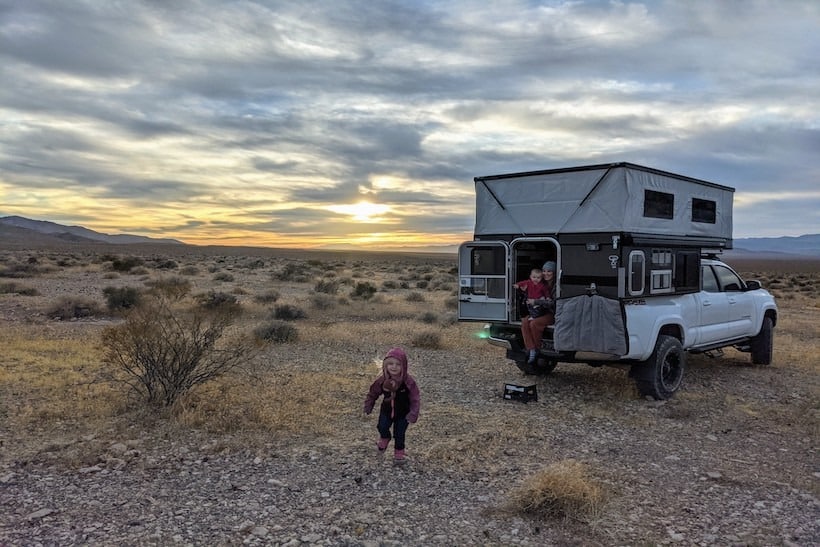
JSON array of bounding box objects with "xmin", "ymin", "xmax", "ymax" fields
[{"xmin": 481, "ymin": 256, "xmax": 778, "ymax": 399}]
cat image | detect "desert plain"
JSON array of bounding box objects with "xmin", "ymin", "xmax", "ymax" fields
[{"xmin": 0, "ymin": 242, "xmax": 818, "ymax": 546}]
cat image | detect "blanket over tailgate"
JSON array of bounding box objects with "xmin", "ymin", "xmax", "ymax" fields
[{"xmin": 554, "ymin": 295, "xmax": 628, "ymax": 355}]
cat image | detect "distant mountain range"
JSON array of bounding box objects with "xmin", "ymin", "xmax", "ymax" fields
[
  {"xmin": 0, "ymin": 216, "xmax": 184, "ymax": 246},
  {"xmin": 729, "ymin": 234, "xmax": 820, "ymax": 258},
  {"xmin": 0, "ymin": 215, "xmax": 818, "ymax": 256}
]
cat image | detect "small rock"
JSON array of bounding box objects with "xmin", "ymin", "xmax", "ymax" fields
[
  {"xmin": 251, "ymin": 526, "xmax": 269, "ymax": 537},
  {"xmin": 27, "ymin": 508, "xmax": 56, "ymax": 521},
  {"xmin": 78, "ymin": 465, "xmax": 102, "ymax": 474},
  {"xmin": 109, "ymin": 442, "xmax": 128, "ymax": 455}
]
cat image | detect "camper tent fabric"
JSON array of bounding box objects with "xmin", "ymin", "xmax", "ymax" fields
[
  {"xmin": 473, "ymin": 163, "xmax": 733, "ymax": 241},
  {"xmin": 553, "ymin": 295, "xmax": 627, "ymax": 355}
]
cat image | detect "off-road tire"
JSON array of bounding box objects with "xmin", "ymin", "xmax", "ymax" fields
[
  {"xmin": 515, "ymin": 356, "xmax": 557, "ymax": 376},
  {"xmin": 749, "ymin": 317, "xmax": 773, "ymax": 365},
  {"xmin": 633, "ymin": 335, "xmax": 685, "ymax": 400}
]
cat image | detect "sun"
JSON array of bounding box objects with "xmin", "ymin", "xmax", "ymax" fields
[{"xmin": 327, "ymin": 201, "xmax": 391, "ymax": 222}]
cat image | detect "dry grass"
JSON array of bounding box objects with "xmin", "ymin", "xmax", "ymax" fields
[
  {"xmin": 1, "ymin": 247, "xmax": 819, "ymax": 521},
  {"xmin": 501, "ymin": 459, "xmax": 606, "ymax": 521}
]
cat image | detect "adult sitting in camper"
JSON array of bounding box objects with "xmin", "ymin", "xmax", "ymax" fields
[{"xmin": 514, "ymin": 262, "xmax": 556, "ymax": 364}]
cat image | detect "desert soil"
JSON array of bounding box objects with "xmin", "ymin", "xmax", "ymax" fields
[{"xmin": 0, "ymin": 246, "xmax": 818, "ymax": 546}]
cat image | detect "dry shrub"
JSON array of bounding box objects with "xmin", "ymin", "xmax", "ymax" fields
[
  {"xmin": 0, "ymin": 281, "xmax": 39, "ymax": 295},
  {"xmin": 405, "ymin": 291, "xmax": 425, "ymax": 302},
  {"xmin": 503, "ymin": 459, "xmax": 605, "ymax": 520},
  {"xmin": 310, "ymin": 293, "xmax": 336, "ymax": 310},
  {"xmin": 411, "ymin": 330, "xmax": 442, "ymax": 349},
  {"xmin": 47, "ymin": 296, "xmax": 102, "ymax": 319},
  {"xmin": 145, "ymin": 276, "xmax": 192, "ymax": 300},
  {"xmin": 254, "ymin": 320, "xmax": 298, "ymax": 343},
  {"xmin": 101, "ymin": 295, "xmax": 257, "ymax": 407},
  {"xmin": 254, "ymin": 289, "xmax": 281, "ymax": 304}
]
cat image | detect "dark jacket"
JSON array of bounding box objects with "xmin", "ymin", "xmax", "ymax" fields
[{"xmin": 363, "ymin": 347, "xmax": 421, "ymax": 423}]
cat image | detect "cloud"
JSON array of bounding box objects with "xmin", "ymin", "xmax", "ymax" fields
[{"xmin": 1, "ymin": 0, "xmax": 818, "ymax": 249}]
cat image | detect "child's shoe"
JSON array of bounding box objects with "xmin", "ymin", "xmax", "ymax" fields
[
  {"xmin": 377, "ymin": 438, "xmax": 390, "ymax": 452},
  {"xmin": 393, "ymin": 449, "xmax": 406, "ymax": 463}
]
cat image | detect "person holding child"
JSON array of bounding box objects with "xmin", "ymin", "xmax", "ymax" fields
[
  {"xmin": 514, "ymin": 261, "xmax": 557, "ymax": 364},
  {"xmin": 363, "ymin": 347, "xmax": 420, "ymax": 463}
]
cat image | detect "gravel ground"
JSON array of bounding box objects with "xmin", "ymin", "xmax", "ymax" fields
[{"xmin": 1, "ymin": 249, "xmax": 818, "ymax": 545}]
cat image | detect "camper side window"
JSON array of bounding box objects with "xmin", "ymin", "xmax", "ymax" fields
[
  {"xmin": 692, "ymin": 198, "xmax": 717, "ymax": 224},
  {"xmin": 644, "ymin": 190, "xmax": 674, "ymax": 220},
  {"xmin": 628, "ymin": 251, "xmax": 645, "ymax": 296}
]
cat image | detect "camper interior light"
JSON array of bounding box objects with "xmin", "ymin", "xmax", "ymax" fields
[
  {"xmin": 612, "ymin": 235, "xmax": 620, "ymax": 249},
  {"xmin": 586, "ymin": 242, "xmax": 600, "ymax": 251}
]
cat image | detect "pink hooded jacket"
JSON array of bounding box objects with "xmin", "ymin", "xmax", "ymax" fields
[{"xmin": 363, "ymin": 347, "xmax": 421, "ymax": 423}]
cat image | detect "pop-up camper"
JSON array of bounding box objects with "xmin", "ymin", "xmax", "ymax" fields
[{"xmin": 458, "ymin": 162, "xmax": 775, "ymax": 399}]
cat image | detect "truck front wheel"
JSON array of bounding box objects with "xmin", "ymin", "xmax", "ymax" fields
[
  {"xmin": 749, "ymin": 317, "xmax": 773, "ymax": 365},
  {"xmin": 632, "ymin": 335, "xmax": 685, "ymax": 400}
]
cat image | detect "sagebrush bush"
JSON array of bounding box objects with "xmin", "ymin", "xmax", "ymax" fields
[
  {"xmin": 275, "ymin": 262, "xmax": 310, "ymax": 282},
  {"xmin": 0, "ymin": 282, "xmax": 39, "ymax": 295},
  {"xmin": 314, "ymin": 279, "xmax": 339, "ymax": 294},
  {"xmin": 310, "ymin": 294, "xmax": 336, "ymax": 310},
  {"xmin": 179, "ymin": 265, "xmax": 199, "ymax": 276},
  {"xmin": 272, "ymin": 304, "xmax": 307, "ymax": 321},
  {"xmin": 101, "ymin": 295, "xmax": 257, "ymax": 407},
  {"xmin": 351, "ymin": 281, "xmax": 377, "ymax": 300},
  {"xmin": 382, "ymin": 280, "xmax": 398, "ymax": 290},
  {"xmin": 405, "ymin": 291, "xmax": 425, "ymax": 302},
  {"xmin": 411, "ymin": 331, "xmax": 442, "ymax": 349},
  {"xmin": 253, "ymin": 320, "xmax": 298, "ymax": 343},
  {"xmin": 48, "ymin": 296, "xmax": 102, "ymax": 320},
  {"xmin": 195, "ymin": 291, "xmax": 241, "ymax": 315},
  {"xmin": 213, "ymin": 272, "xmax": 235, "ymax": 282},
  {"xmin": 110, "ymin": 256, "xmax": 144, "ymax": 272},
  {"xmin": 418, "ymin": 311, "xmax": 438, "ymax": 324},
  {"xmin": 254, "ymin": 290, "xmax": 281, "ymax": 304},
  {"xmin": 103, "ymin": 286, "xmax": 142, "ymax": 311},
  {"xmin": 145, "ymin": 276, "xmax": 192, "ymax": 300},
  {"xmin": 153, "ymin": 259, "xmax": 178, "ymax": 270}
]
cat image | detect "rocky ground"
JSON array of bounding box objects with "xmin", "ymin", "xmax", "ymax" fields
[{"xmin": 1, "ymin": 249, "xmax": 818, "ymax": 545}]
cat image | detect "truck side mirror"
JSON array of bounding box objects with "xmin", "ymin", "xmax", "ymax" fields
[{"xmin": 745, "ymin": 280, "xmax": 761, "ymax": 291}]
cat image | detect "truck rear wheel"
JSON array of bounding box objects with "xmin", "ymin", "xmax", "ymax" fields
[
  {"xmin": 749, "ymin": 317, "xmax": 773, "ymax": 365},
  {"xmin": 515, "ymin": 356, "xmax": 557, "ymax": 376},
  {"xmin": 633, "ymin": 335, "xmax": 685, "ymax": 400}
]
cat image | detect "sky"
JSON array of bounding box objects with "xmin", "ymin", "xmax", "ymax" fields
[{"xmin": 1, "ymin": 0, "xmax": 819, "ymax": 251}]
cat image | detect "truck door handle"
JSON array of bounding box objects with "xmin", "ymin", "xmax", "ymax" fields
[{"xmin": 703, "ymin": 300, "xmax": 712, "ymax": 306}]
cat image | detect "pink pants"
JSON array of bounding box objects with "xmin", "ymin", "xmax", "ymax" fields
[{"xmin": 521, "ymin": 314, "xmax": 554, "ymax": 351}]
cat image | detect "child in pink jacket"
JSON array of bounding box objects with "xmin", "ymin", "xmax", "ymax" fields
[{"xmin": 364, "ymin": 347, "xmax": 421, "ymax": 462}]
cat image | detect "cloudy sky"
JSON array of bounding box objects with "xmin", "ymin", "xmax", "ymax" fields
[{"xmin": 1, "ymin": 0, "xmax": 818, "ymax": 251}]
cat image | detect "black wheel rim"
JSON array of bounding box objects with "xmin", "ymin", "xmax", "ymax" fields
[{"xmin": 661, "ymin": 350, "xmax": 682, "ymax": 389}]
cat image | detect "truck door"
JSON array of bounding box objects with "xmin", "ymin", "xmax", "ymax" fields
[
  {"xmin": 712, "ymin": 263, "xmax": 756, "ymax": 338},
  {"xmin": 695, "ymin": 264, "xmax": 730, "ymax": 344},
  {"xmin": 458, "ymin": 241, "xmax": 509, "ymax": 321}
]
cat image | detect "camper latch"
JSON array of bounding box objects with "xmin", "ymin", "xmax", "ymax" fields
[{"xmin": 586, "ymin": 283, "xmax": 598, "ymax": 296}]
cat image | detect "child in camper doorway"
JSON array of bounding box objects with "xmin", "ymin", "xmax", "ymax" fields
[
  {"xmin": 514, "ymin": 262, "xmax": 557, "ymax": 363},
  {"xmin": 363, "ymin": 347, "xmax": 421, "ymax": 463}
]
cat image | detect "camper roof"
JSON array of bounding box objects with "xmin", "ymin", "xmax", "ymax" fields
[{"xmin": 472, "ymin": 162, "xmax": 734, "ymax": 244}]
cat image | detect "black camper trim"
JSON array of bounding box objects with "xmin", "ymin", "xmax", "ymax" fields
[{"xmin": 474, "ymin": 162, "xmax": 735, "ymax": 193}]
